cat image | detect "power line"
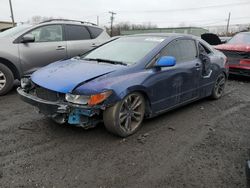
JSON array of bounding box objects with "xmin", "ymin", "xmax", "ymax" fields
[
  {"xmin": 117, "ymin": 1, "xmax": 250, "ymax": 13},
  {"xmin": 84, "ymin": 12, "xmax": 107, "ymax": 19},
  {"xmin": 116, "ymin": 16, "xmax": 250, "ymax": 25},
  {"xmin": 115, "ymin": 18, "xmax": 226, "ymax": 24}
]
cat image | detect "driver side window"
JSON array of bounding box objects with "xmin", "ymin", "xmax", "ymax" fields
[
  {"xmin": 27, "ymin": 25, "xmax": 63, "ymax": 42},
  {"xmin": 160, "ymin": 39, "xmax": 197, "ymax": 63}
]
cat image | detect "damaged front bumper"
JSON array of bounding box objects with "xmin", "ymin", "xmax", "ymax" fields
[{"xmin": 17, "ymin": 87, "xmax": 102, "ymax": 128}]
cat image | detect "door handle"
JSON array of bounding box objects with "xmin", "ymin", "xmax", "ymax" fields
[
  {"xmin": 56, "ymin": 46, "xmax": 65, "ymax": 50},
  {"xmin": 195, "ymin": 63, "xmax": 201, "ymax": 70},
  {"xmin": 195, "ymin": 63, "xmax": 201, "ymax": 68},
  {"xmin": 91, "ymin": 43, "xmax": 98, "ymax": 47}
]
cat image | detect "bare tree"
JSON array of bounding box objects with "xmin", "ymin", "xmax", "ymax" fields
[
  {"xmin": 26, "ymin": 16, "xmax": 62, "ymax": 24},
  {"xmin": 108, "ymin": 22, "xmax": 158, "ymax": 36}
]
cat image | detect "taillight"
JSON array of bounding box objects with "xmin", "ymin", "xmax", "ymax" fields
[{"xmin": 240, "ymin": 59, "xmax": 250, "ymax": 65}]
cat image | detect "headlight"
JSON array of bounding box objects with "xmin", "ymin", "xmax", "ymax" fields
[
  {"xmin": 65, "ymin": 94, "xmax": 90, "ymax": 105},
  {"xmin": 20, "ymin": 78, "xmax": 31, "ymax": 89},
  {"xmin": 65, "ymin": 90, "xmax": 112, "ymax": 106}
]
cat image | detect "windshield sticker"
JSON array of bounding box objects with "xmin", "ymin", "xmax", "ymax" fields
[{"xmin": 145, "ymin": 38, "xmax": 165, "ymax": 42}]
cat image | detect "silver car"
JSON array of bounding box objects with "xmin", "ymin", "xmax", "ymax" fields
[{"xmin": 0, "ymin": 19, "xmax": 110, "ymax": 95}]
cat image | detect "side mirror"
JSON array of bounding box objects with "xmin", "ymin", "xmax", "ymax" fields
[
  {"xmin": 155, "ymin": 56, "xmax": 176, "ymax": 67},
  {"xmin": 21, "ymin": 34, "xmax": 35, "ymax": 43}
]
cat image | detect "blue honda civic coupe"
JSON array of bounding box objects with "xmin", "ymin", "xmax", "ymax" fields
[{"xmin": 18, "ymin": 33, "xmax": 228, "ymax": 137}]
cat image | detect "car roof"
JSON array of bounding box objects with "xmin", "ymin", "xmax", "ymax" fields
[
  {"xmin": 132, "ymin": 33, "xmax": 192, "ymax": 37},
  {"xmin": 38, "ymin": 19, "xmax": 100, "ymax": 28},
  {"xmin": 122, "ymin": 33, "xmax": 199, "ymax": 40}
]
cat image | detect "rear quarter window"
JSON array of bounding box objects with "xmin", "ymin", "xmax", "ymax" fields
[
  {"xmin": 65, "ymin": 25, "xmax": 91, "ymax": 41},
  {"xmin": 199, "ymin": 42, "xmax": 212, "ymax": 54},
  {"xmin": 87, "ymin": 26, "xmax": 103, "ymax": 38}
]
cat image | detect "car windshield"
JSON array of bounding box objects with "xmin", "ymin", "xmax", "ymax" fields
[
  {"xmin": 227, "ymin": 33, "xmax": 250, "ymax": 44},
  {"xmin": 0, "ymin": 25, "xmax": 32, "ymax": 38},
  {"xmin": 83, "ymin": 36, "xmax": 165, "ymax": 65}
]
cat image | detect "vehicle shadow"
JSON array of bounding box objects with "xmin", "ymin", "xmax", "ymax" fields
[
  {"xmin": 13, "ymin": 91, "xmax": 218, "ymax": 141},
  {"xmin": 44, "ymin": 117, "xmax": 118, "ymax": 140},
  {"xmin": 229, "ymin": 75, "xmax": 250, "ymax": 83},
  {"xmin": 144, "ymin": 97, "xmax": 210, "ymax": 123},
  {"xmin": 0, "ymin": 80, "xmax": 19, "ymax": 98},
  {"xmin": 7, "ymin": 78, "xmax": 243, "ymax": 140}
]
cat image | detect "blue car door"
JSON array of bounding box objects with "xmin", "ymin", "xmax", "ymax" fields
[
  {"xmin": 146, "ymin": 38, "xmax": 200, "ymax": 113},
  {"xmin": 173, "ymin": 39, "xmax": 201, "ymax": 102}
]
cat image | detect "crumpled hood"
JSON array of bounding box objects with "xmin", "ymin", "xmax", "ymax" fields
[
  {"xmin": 215, "ymin": 44, "xmax": 250, "ymax": 52},
  {"xmin": 31, "ymin": 59, "xmax": 124, "ymax": 93}
]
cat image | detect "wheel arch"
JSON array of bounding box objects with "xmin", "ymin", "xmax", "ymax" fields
[
  {"xmin": 0, "ymin": 57, "xmax": 20, "ymax": 80},
  {"xmin": 119, "ymin": 86, "xmax": 152, "ymax": 117},
  {"xmin": 222, "ymin": 70, "xmax": 228, "ymax": 79}
]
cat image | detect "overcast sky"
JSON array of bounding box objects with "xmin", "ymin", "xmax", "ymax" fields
[{"xmin": 0, "ymin": 0, "xmax": 250, "ymax": 27}]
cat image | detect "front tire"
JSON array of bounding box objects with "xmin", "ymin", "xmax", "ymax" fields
[
  {"xmin": 103, "ymin": 92, "xmax": 145, "ymax": 137},
  {"xmin": 210, "ymin": 73, "xmax": 226, "ymax": 99},
  {"xmin": 0, "ymin": 64, "xmax": 14, "ymax": 96}
]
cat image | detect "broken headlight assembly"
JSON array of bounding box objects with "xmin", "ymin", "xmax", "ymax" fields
[
  {"xmin": 20, "ymin": 77, "xmax": 32, "ymax": 90},
  {"xmin": 65, "ymin": 90, "xmax": 112, "ymax": 106}
]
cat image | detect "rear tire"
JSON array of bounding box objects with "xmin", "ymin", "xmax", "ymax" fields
[
  {"xmin": 210, "ymin": 73, "xmax": 226, "ymax": 99},
  {"xmin": 103, "ymin": 92, "xmax": 145, "ymax": 137},
  {"xmin": 0, "ymin": 63, "xmax": 14, "ymax": 96}
]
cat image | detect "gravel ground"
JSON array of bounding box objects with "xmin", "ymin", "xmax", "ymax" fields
[{"xmin": 0, "ymin": 76, "xmax": 250, "ymax": 188}]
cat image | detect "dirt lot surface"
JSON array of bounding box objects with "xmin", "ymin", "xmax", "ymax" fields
[{"xmin": 0, "ymin": 76, "xmax": 250, "ymax": 188}]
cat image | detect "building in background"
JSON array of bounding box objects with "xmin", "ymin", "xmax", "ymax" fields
[
  {"xmin": 205, "ymin": 24, "xmax": 250, "ymax": 35},
  {"xmin": 0, "ymin": 21, "xmax": 15, "ymax": 32},
  {"xmin": 120, "ymin": 27, "xmax": 208, "ymax": 36}
]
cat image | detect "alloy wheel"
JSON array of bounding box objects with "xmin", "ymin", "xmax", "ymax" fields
[
  {"xmin": 0, "ymin": 71, "xmax": 6, "ymax": 90},
  {"xmin": 214, "ymin": 75, "xmax": 226, "ymax": 97},
  {"xmin": 119, "ymin": 94, "xmax": 144, "ymax": 133}
]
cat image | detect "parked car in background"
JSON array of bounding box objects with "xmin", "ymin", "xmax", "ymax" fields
[
  {"xmin": 214, "ymin": 32, "xmax": 250, "ymax": 77},
  {"xmin": 219, "ymin": 36, "xmax": 231, "ymax": 44},
  {"xmin": 0, "ymin": 19, "xmax": 110, "ymax": 95},
  {"xmin": 18, "ymin": 33, "xmax": 228, "ymax": 137}
]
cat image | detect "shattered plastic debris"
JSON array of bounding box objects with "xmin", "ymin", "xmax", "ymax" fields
[
  {"xmin": 209, "ymin": 127, "xmax": 215, "ymax": 132},
  {"xmin": 168, "ymin": 127, "xmax": 176, "ymax": 131}
]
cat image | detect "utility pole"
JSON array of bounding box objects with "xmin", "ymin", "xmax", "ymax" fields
[
  {"xmin": 97, "ymin": 16, "xmax": 99, "ymax": 26},
  {"xmin": 9, "ymin": 0, "xmax": 15, "ymax": 27},
  {"xmin": 226, "ymin": 12, "xmax": 231, "ymax": 36},
  {"xmin": 109, "ymin": 11, "xmax": 116, "ymax": 37}
]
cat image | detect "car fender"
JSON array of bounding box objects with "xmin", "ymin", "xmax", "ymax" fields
[
  {"xmin": 118, "ymin": 85, "xmax": 150, "ymax": 101},
  {"xmin": 0, "ymin": 56, "xmax": 21, "ymax": 79},
  {"xmin": 0, "ymin": 40, "xmax": 22, "ymax": 79}
]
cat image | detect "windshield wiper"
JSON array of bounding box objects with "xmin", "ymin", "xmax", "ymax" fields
[{"xmin": 83, "ymin": 58, "xmax": 127, "ymax": 66}]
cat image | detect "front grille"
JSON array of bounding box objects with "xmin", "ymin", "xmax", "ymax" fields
[{"xmin": 35, "ymin": 86, "xmax": 63, "ymax": 102}]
